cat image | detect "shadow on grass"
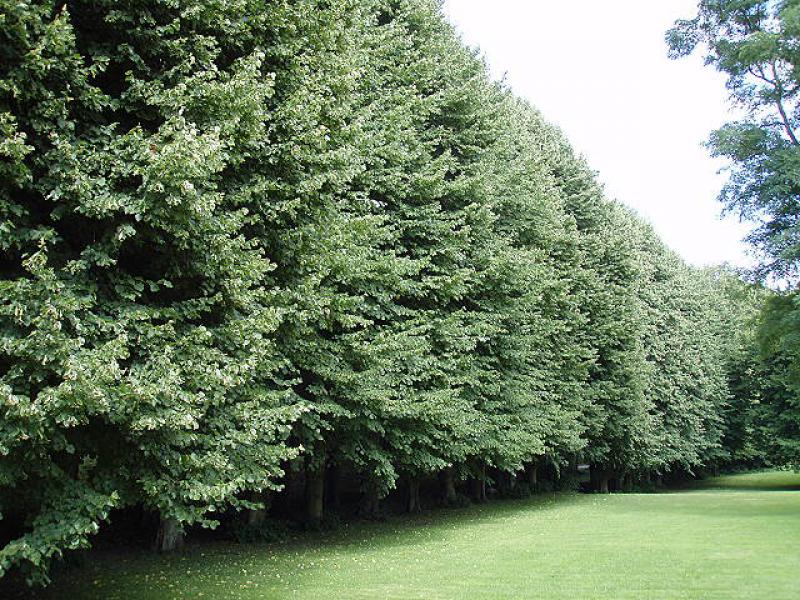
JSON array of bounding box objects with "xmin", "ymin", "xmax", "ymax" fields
[
  {"xmin": 686, "ymin": 471, "xmax": 800, "ymax": 493},
  {"xmin": 2, "ymin": 492, "xmax": 582, "ymax": 600},
  {"xmin": 5, "ymin": 472, "xmax": 797, "ymax": 599}
]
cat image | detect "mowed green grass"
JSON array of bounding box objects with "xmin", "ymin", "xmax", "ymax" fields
[{"xmin": 19, "ymin": 471, "xmax": 800, "ymax": 600}]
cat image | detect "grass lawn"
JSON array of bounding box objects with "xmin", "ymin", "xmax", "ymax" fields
[{"xmin": 10, "ymin": 471, "xmax": 800, "ymax": 600}]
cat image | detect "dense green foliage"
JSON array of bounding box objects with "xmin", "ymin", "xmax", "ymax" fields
[
  {"xmin": 13, "ymin": 471, "xmax": 800, "ymax": 600},
  {"xmin": 0, "ymin": 0, "xmax": 785, "ymax": 587}
]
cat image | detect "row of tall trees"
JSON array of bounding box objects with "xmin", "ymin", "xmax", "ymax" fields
[{"xmin": 0, "ymin": 0, "xmax": 780, "ymax": 586}]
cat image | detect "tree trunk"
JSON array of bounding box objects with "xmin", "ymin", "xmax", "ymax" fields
[
  {"xmin": 360, "ymin": 489, "xmax": 381, "ymax": 518},
  {"xmin": 306, "ymin": 465, "xmax": 325, "ymax": 522},
  {"xmin": 407, "ymin": 478, "xmax": 421, "ymax": 513},
  {"xmin": 247, "ymin": 508, "xmax": 266, "ymax": 528},
  {"xmin": 471, "ymin": 464, "xmax": 488, "ymax": 503},
  {"xmin": 441, "ymin": 468, "xmax": 457, "ymax": 504},
  {"xmin": 246, "ymin": 491, "xmax": 272, "ymax": 527},
  {"xmin": 591, "ymin": 464, "xmax": 610, "ymax": 493},
  {"xmin": 596, "ymin": 463, "xmax": 613, "ymax": 493},
  {"xmin": 527, "ymin": 464, "xmax": 539, "ymax": 489},
  {"xmin": 496, "ymin": 470, "xmax": 515, "ymax": 494},
  {"xmin": 326, "ymin": 463, "xmax": 341, "ymax": 512},
  {"xmin": 154, "ymin": 517, "xmax": 184, "ymax": 552}
]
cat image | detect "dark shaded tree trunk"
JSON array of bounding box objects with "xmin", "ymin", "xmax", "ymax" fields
[
  {"xmin": 470, "ymin": 464, "xmax": 488, "ymax": 503},
  {"xmin": 407, "ymin": 478, "xmax": 421, "ymax": 513},
  {"xmin": 441, "ymin": 468, "xmax": 457, "ymax": 504},
  {"xmin": 154, "ymin": 517, "xmax": 184, "ymax": 552},
  {"xmin": 246, "ymin": 491, "xmax": 272, "ymax": 527},
  {"xmin": 591, "ymin": 464, "xmax": 610, "ymax": 494},
  {"xmin": 360, "ymin": 489, "xmax": 381, "ymax": 518},
  {"xmin": 305, "ymin": 464, "xmax": 325, "ymax": 522},
  {"xmin": 496, "ymin": 470, "xmax": 516, "ymax": 494},
  {"xmin": 527, "ymin": 463, "xmax": 538, "ymax": 489},
  {"xmin": 247, "ymin": 508, "xmax": 266, "ymax": 528},
  {"xmin": 139, "ymin": 506, "xmax": 152, "ymax": 530},
  {"xmin": 326, "ymin": 463, "xmax": 341, "ymax": 512},
  {"xmin": 569, "ymin": 455, "xmax": 579, "ymax": 473}
]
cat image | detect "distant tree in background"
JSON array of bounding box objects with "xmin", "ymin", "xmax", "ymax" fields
[
  {"xmin": 669, "ymin": 0, "xmax": 800, "ymax": 470},
  {"xmin": 668, "ymin": 0, "xmax": 800, "ymax": 281},
  {"xmin": 757, "ymin": 292, "xmax": 800, "ymax": 468},
  {"xmin": 708, "ymin": 268, "xmax": 771, "ymax": 469}
]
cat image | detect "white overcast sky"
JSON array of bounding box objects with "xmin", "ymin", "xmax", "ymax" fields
[{"xmin": 442, "ymin": 0, "xmax": 754, "ymax": 268}]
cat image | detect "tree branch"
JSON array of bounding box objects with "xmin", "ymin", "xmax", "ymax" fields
[
  {"xmin": 769, "ymin": 62, "xmax": 800, "ymax": 146},
  {"xmin": 747, "ymin": 66, "xmax": 775, "ymax": 85}
]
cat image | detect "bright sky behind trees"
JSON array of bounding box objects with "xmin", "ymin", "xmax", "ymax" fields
[{"xmin": 442, "ymin": 0, "xmax": 754, "ymax": 269}]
